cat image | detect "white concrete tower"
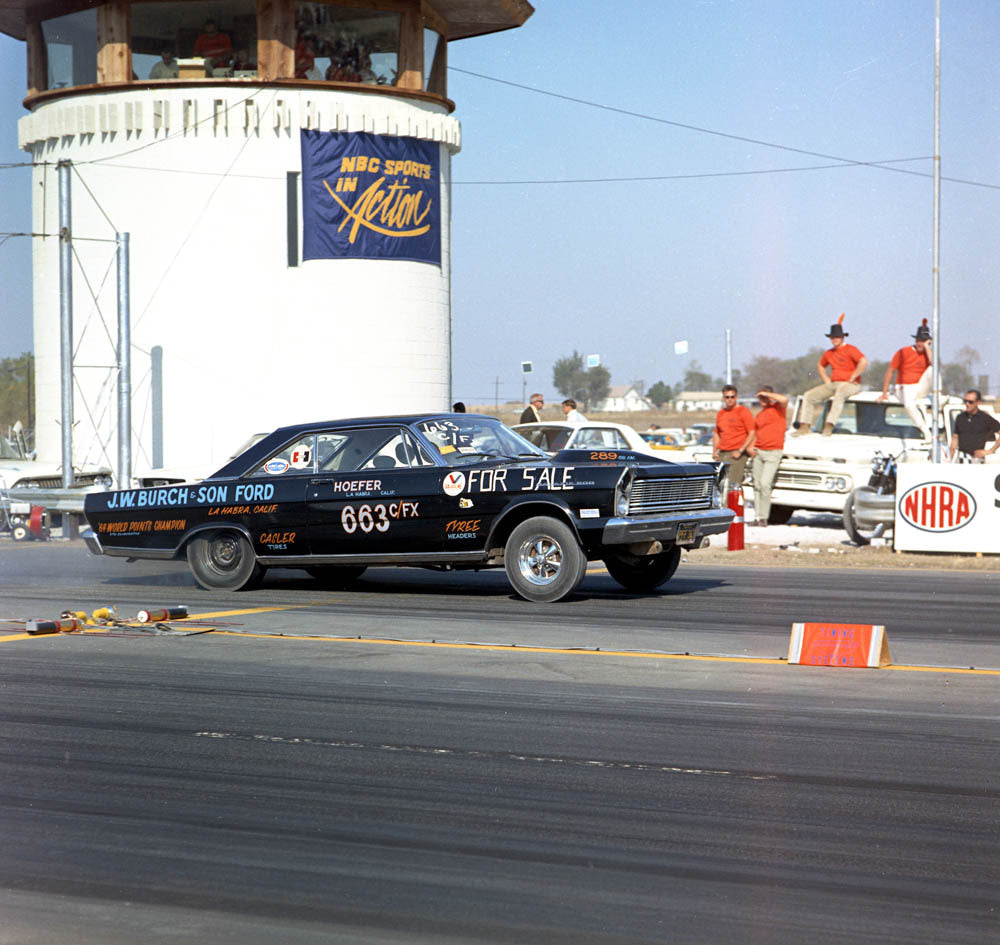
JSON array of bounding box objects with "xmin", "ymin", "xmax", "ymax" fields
[{"xmin": 1, "ymin": 0, "xmax": 532, "ymax": 481}]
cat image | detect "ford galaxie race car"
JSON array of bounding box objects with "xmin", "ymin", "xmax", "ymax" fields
[{"xmin": 82, "ymin": 414, "xmax": 732, "ymax": 602}]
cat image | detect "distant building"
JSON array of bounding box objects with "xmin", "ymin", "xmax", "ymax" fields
[
  {"xmin": 674, "ymin": 390, "xmax": 722, "ymax": 411},
  {"xmin": 593, "ymin": 384, "xmax": 652, "ymax": 412}
]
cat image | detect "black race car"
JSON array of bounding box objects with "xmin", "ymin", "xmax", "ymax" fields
[{"xmin": 83, "ymin": 414, "xmax": 732, "ymax": 602}]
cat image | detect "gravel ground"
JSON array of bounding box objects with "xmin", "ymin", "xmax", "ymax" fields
[{"xmin": 689, "ymin": 507, "xmax": 1000, "ymax": 571}]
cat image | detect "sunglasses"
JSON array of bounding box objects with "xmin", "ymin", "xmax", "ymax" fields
[
  {"xmin": 964, "ymin": 399, "xmax": 978, "ymax": 405},
  {"xmin": 723, "ymin": 395, "xmax": 737, "ymax": 400}
]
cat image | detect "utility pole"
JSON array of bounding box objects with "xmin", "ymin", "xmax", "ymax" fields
[
  {"xmin": 116, "ymin": 232, "xmax": 132, "ymax": 489},
  {"xmin": 931, "ymin": 0, "xmax": 942, "ymax": 462},
  {"xmin": 58, "ymin": 160, "xmax": 74, "ymax": 489}
]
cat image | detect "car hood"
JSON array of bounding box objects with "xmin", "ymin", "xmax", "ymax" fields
[
  {"xmin": 781, "ymin": 433, "xmax": 925, "ymax": 462},
  {"xmin": 551, "ymin": 449, "xmax": 718, "ymax": 478}
]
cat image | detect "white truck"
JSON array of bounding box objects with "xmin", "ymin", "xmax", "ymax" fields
[{"xmin": 766, "ymin": 391, "xmax": 999, "ymax": 540}]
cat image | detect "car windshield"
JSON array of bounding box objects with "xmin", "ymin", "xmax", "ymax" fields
[
  {"xmin": 416, "ymin": 417, "xmax": 546, "ymax": 466},
  {"xmin": 812, "ymin": 402, "xmax": 923, "ymax": 438}
]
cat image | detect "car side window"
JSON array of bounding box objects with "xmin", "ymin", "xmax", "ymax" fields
[
  {"xmin": 248, "ymin": 434, "xmax": 322, "ymax": 476},
  {"xmin": 358, "ymin": 428, "xmax": 434, "ymax": 470}
]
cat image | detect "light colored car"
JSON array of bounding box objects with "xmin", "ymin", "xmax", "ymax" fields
[
  {"xmin": 513, "ymin": 421, "xmax": 663, "ymax": 457},
  {"xmin": 0, "ymin": 423, "xmax": 112, "ymax": 491}
]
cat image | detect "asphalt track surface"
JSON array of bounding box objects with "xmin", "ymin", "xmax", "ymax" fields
[{"xmin": 1, "ymin": 541, "xmax": 998, "ymax": 944}]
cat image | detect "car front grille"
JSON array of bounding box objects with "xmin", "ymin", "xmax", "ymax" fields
[
  {"xmin": 775, "ymin": 471, "xmax": 824, "ymax": 488},
  {"xmin": 627, "ymin": 476, "xmax": 714, "ymax": 515}
]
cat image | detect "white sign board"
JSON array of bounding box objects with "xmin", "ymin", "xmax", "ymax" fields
[
  {"xmin": 894, "ymin": 465, "xmax": 1000, "ymax": 554},
  {"xmin": 674, "ymin": 340, "xmax": 689, "ymax": 355},
  {"xmin": 586, "ymin": 354, "xmax": 600, "ymax": 368}
]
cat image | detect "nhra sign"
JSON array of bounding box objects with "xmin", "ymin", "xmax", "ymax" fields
[
  {"xmin": 301, "ymin": 130, "xmax": 440, "ymax": 265},
  {"xmin": 894, "ymin": 464, "xmax": 1000, "ymax": 554}
]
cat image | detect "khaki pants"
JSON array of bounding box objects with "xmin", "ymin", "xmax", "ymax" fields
[
  {"xmin": 800, "ymin": 381, "xmax": 860, "ymax": 430},
  {"xmin": 717, "ymin": 449, "xmax": 748, "ymax": 488},
  {"xmin": 895, "ymin": 366, "xmax": 932, "ymax": 438},
  {"xmin": 751, "ymin": 449, "xmax": 783, "ymax": 521}
]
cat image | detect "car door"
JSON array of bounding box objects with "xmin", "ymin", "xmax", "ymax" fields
[{"xmin": 306, "ymin": 426, "xmax": 447, "ymax": 558}]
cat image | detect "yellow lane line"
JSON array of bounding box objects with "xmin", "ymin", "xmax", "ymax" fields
[
  {"xmin": 0, "ymin": 633, "xmax": 39, "ymax": 643},
  {"xmin": 205, "ymin": 631, "xmax": 1000, "ymax": 675},
  {"xmin": 188, "ymin": 605, "xmax": 317, "ymax": 619}
]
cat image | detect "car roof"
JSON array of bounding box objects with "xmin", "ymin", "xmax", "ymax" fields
[{"xmin": 210, "ymin": 413, "xmax": 498, "ymax": 478}]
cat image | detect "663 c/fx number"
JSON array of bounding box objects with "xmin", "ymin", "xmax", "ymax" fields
[{"xmin": 341, "ymin": 501, "xmax": 420, "ymax": 534}]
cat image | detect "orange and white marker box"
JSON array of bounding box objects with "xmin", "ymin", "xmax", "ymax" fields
[{"xmin": 788, "ymin": 623, "xmax": 891, "ymax": 669}]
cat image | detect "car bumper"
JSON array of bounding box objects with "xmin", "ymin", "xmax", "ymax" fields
[
  {"xmin": 602, "ymin": 507, "xmax": 733, "ymax": 545},
  {"xmin": 82, "ymin": 529, "xmax": 103, "ymax": 556}
]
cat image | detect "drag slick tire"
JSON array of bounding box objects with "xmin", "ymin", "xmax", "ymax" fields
[
  {"xmin": 306, "ymin": 565, "xmax": 367, "ymax": 587},
  {"xmin": 504, "ymin": 516, "xmax": 586, "ymax": 603},
  {"xmin": 603, "ymin": 544, "xmax": 681, "ymax": 592},
  {"xmin": 188, "ymin": 530, "xmax": 265, "ymax": 591}
]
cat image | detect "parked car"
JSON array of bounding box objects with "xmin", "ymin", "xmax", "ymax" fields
[
  {"xmin": 1, "ymin": 422, "xmax": 112, "ymax": 491},
  {"xmin": 513, "ymin": 420, "xmax": 661, "ymax": 457},
  {"xmin": 83, "ymin": 413, "xmax": 732, "ymax": 602}
]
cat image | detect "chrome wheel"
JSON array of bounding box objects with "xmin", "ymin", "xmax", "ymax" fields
[
  {"xmin": 517, "ymin": 534, "xmax": 565, "ymax": 586},
  {"xmin": 504, "ymin": 516, "xmax": 586, "ymax": 603}
]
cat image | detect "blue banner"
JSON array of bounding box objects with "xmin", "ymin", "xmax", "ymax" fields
[{"xmin": 301, "ymin": 130, "xmax": 440, "ymax": 265}]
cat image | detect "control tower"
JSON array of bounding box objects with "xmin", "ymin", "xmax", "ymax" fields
[{"xmin": 0, "ymin": 0, "xmax": 532, "ymax": 480}]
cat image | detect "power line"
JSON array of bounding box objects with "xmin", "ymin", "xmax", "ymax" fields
[{"xmin": 449, "ymin": 66, "xmax": 1000, "ymax": 191}]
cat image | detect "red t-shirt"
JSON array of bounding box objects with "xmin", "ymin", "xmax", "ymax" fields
[
  {"xmin": 715, "ymin": 405, "xmax": 754, "ymax": 451},
  {"xmin": 890, "ymin": 346, "xmax": 930, "ymax": 385},
  {"xmin": 754, "ymin": 402, "xmax": 787, "ymax": 451},
  {"xmin": 194, "ymin": 31, "xmax": 232, "ymax": 63},
  {"xmin": 819, "ymin": 343, "xmax": 865, "ymax": 382}
]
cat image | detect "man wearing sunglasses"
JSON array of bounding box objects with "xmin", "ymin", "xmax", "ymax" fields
[
  {"xmin": 713, "ymin": 385, "xmax": 755, "ymax": 487},
  {"xmin": 949, "ymin": 390, "xmax": 1000, "ymax": 462}
]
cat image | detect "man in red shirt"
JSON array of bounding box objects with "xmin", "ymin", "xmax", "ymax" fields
[
  {"xmin": 795, "ymin": 315, "xmax": 868, "ymax": 436},
  {"xmin": 193, "ymin": 21, "xmax": 232, "ymax": 72},
  {"xmin": 746, "ymin": 386, "xmax": 789, "ymax": 526},
  {"xmin": 713, "ymin": 385, "xmax": 755, "ymax": 487},
  {"xmin": 877, "ymin": 320, "xmax": 932, "ymax": 439}
]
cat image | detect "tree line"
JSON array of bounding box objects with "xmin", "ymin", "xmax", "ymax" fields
[{"xmin": 0, "ymin": 353, "xmax": 33, "ymax": 445}]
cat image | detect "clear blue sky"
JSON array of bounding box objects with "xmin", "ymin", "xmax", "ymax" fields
[{"xmin": 3, "ymin": 1, "xmax": 999, "ymax": 402}]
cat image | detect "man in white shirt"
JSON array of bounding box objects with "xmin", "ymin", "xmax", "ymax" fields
[
  {"xmin": 561, "ymin": 399, "xmax": 587, "ymax": 423},
  {"xmin": 149, "ymin": 49, "xmax": 179, "ymax": 80}
]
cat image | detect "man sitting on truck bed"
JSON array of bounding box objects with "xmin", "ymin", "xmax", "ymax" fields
[{"xmin": 795, "ymin": 314, "xmax": 868, "ymax": 437}]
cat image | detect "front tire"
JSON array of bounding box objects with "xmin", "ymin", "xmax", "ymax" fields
[
  {"xmin": 603, "ymin": 545, "xmax": 681, "ymax": 592},
  {"xmin": 504, "ymin": 516, "xmax": 586, "ymax": 603},
  {"xmin": 188, "ymin": 530, "xmax": 265, "ymax": 591}
]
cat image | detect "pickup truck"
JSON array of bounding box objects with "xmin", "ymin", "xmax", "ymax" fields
[{"xmin": 766, "ymin": 391, "xmax": 999, "ymax": 533}]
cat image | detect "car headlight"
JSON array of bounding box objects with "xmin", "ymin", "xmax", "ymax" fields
[
  {"xmin": 713, "ymin": 463, "xmax": 727, "ymax": 507},
  {"xmin": 615, "ymin": 469, "xmax": 633, "ymax": 516}
]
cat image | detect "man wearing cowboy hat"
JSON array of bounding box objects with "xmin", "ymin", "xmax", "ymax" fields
[
  {"xmin": 877, "ymin": 319, "xmax": 933, "ymax": 439},
  {"xmin": 794, "ymin": 314, "xmax": 868, "ymax": 436}
]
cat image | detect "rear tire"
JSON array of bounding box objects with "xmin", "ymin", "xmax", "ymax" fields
[
  {"xmin": 603, "ymin": 545, "xmax": 681, "ymax": 592},
  {"xmin": 188, "ymin": 530, "xmax": 265, "ymax": 591},
  {"xmin": 11, "ymin": 523, "xmax": 29, "ymax": 542},
  {"xmin": 504, "ymin": 516, "xmax": 586, "ymax": 603}
]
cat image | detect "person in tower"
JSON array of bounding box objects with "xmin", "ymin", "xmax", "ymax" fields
[
  {"xmin": 794, "ymin": 314, "xmax": 868, "ymax": 436},
  {"xmin": 193, "ymin": 20, "xmax": 232, "ymax": 71},
  {"xmin": 877, "ymin": 319, "xmax": 933, "ymax": 439},
  {"xmin": 712, "ymin": 384, "xmax": 755, "ymax": 488},
  {"xmin": 149, "ymin": 48, "xmax": 178, "ymax": 80}
]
